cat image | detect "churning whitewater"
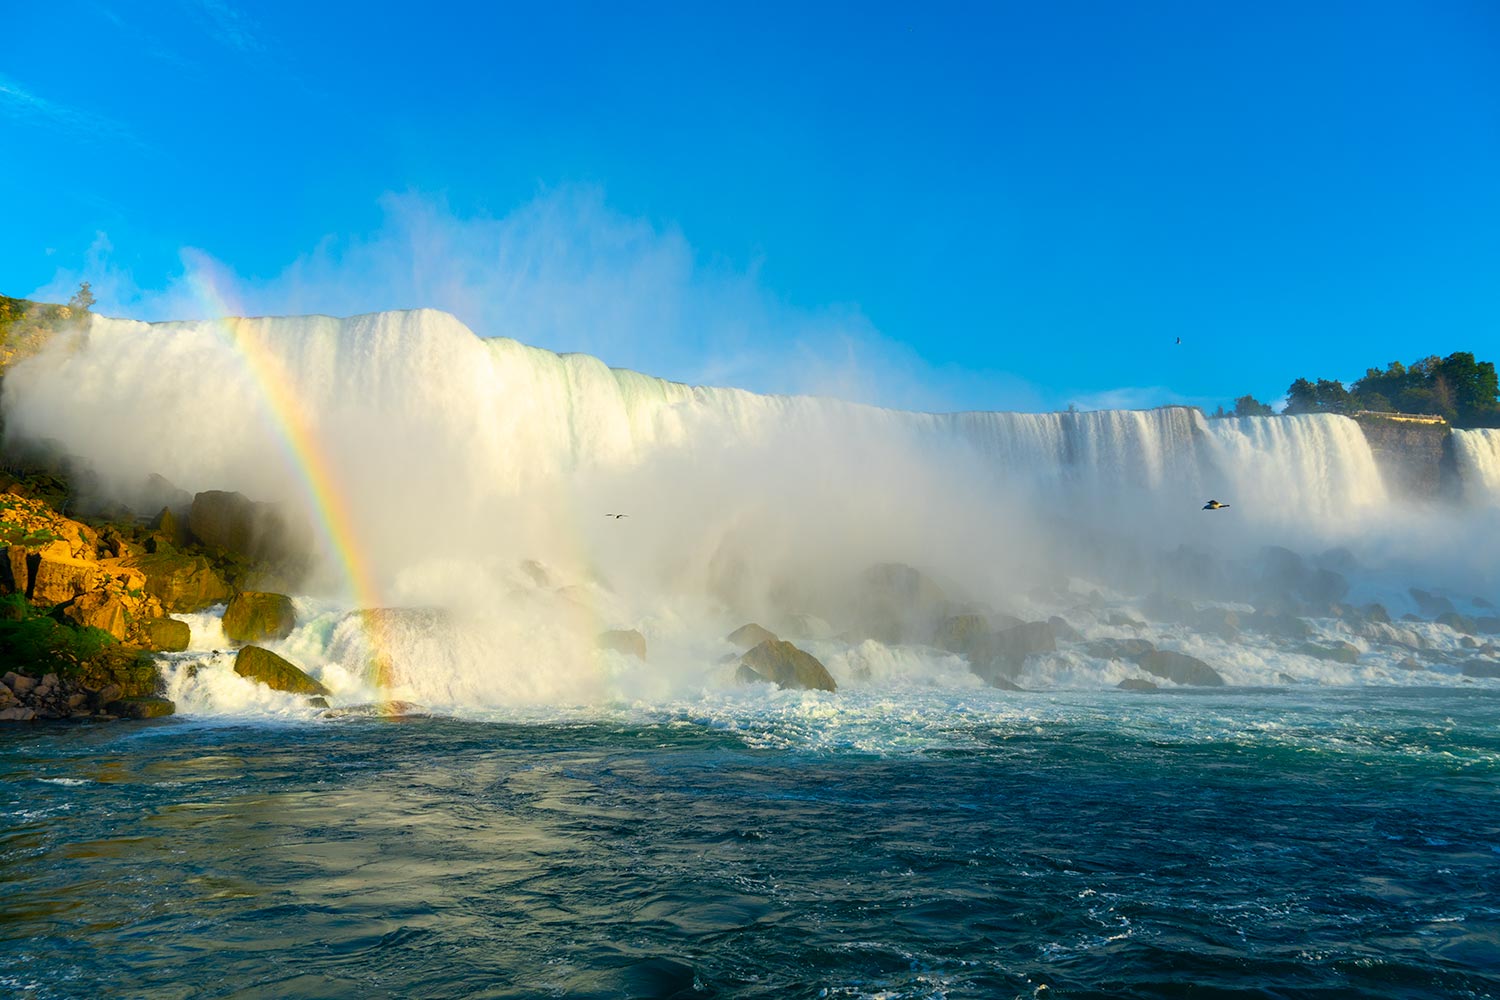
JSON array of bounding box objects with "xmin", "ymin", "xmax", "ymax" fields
[{"xmin": 2, "ymin": 308, "xmax": 1497, "ymax": 714}]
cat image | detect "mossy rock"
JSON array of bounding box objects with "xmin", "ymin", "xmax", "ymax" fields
[
  {"xmin": 234, "ymin": 645, "xmax": 329, "ymax": 696},
  {"xmin": 76, "ymin": 646, "xmax": 161, "ymax": 698},
  {"xmin": 222, "ymin": 591, "xmax": 296, "ymax": 643},
  {"xmin": 738, "ymin": 639, "xmax": 836, "ymax": 692},
  {"xmin": 142, "ymin": 617, "xmax": 190, "ymax": 652},
  {"xmin": 119, "ymin": 551, "xmax": 230, "ymax": 612},
  {"xmin": 105, "ymin": 696, "xmax": 176, "ymax": 719}
]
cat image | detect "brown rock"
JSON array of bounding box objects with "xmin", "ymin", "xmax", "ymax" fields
[
  {"xmin": 234, "ymin": 645, "xmax": 329, "ymax": 696},
  {"xmin": 30, "ymin": 552, "xmax": 98, "ymax": 606},
  {"xmin": 726, "ymin": 623, "xmax": 778, "ymax": 649},
  {"xmin": 222, "ymin": 592, "xmax": 296, "ymax": 643},
  {"xmin": 738, "ymin": 639, "xmax": 836, "ymax": 692},
  {"xmin": 61, "ymin": 592, "xmax": 129, "ymax": 640},
  {"xmin": 141, "ymin": 617, "xmax": 191, "ymax": 652}
]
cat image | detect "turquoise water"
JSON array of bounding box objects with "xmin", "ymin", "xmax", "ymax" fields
[{"xmin": 4, "ymin": 688, "xmax": 1499, "ymax": 999}]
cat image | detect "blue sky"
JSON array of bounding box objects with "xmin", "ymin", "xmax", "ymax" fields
[{"xmin": 3, "ymin": 1, "xmax": 1497, "ymax": 412}]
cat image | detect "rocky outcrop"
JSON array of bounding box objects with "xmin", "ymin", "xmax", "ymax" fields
[
  {"xmin": 597, "ymin": 629, "xmax": 647, "ymax": 659},
  {"xmin": 234, "ymin": 645, "xmax": 329, "ymax": 696},
  {"xmin": 1135, "ymin": 649, "xmax": 1225, "ymax": 686},
  {"xmin": 1354, "ymin": 413, "xmax": 1454, "ymax": 500},
  {"xmin": 1, "ymin": 643, "xmax": 170, "ymax": 722},
  {"xmin": 1301, "ymin": 641, "xmax": 1361, "ymax": 664},
  {"xmin": 852, "ymin": 562, "xmax": 951, "ymax": 643},
  {"xmin": 737, "ymin": 639, "xmax": 836, "ymax": 692},
  {"xmin": 222, "ymin": 591, "xmax": 296, "ymax": 643},
  {"xmin": 727, "ymin": 623, "xmax": 778, "ymax": 649},
  {"xmin": 188, "ymin": 490, "xmax": 310, "ymax": 577},
  {"xmin": 117, "ymin": 551, "xmax": 229, "ymax": 612}
]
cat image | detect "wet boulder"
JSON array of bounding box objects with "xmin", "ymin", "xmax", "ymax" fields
[
  {"xmin": 597, "ymin": 629, "xmax": 647, "ymax": 659},
  {"xmin": 852, "ymin": 562, "xmax": 950, "ymax": 643},
  {"xmin": 234, "ymin": 645, "xmax": 329, "ymax": 696},
  {"xmin": 142, "ymin": 617, "xmax": 190, "ymax": 652},
  {"xmin": 737, "ymin": 639, "xmax": 836, "ymax": 692},
  {"xmin": 1460, "ymin": 659, "xmax": 1500, "ymax": 679},
  {"xmin": 1084, "ymin": 637, "xmax": 1156, "ymax": 661},
  {"xmin": 1409, "ymin": 588, "xmax": 1456, "ymax": 618},
  {"xmin": 222, "ymin": 591, "xmax": 297, "ymax": 643},
  {"xmin": 1300, "ymin": 641, "xmax": 1361, "ymax": 664},
  {"xmin": 1117, "ymin": 678, "xmax": 1158, "ymax": 691},
  {"xmin": 105, "ymin": 696, "xmax": 176, "ymax": 719},
  {"xmin": 1135, "ymin": 649, "xmax": 1225, "ymax": 686},
  {"xmin": 1435, "ymin": 611, "xmax": 1478, "ymax": 635},
  {"xmin": 726, "ymin": 623, "xmax": 778, "ymax": 649}
]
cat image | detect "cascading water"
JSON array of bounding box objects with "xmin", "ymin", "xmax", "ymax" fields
[
  {"xmin": 1453, "ymin": 428, "xmax": 1500, "ymax": 498},
  {"xmin": 2, "ymin": 308, "xmax": 1497, "ymax": 708}
]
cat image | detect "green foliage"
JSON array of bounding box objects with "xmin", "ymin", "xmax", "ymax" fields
[
  {"xmin": 0, "ymin": 598, "xmax": 119, "ymax": 678},
  {"xmin": 0, "ymin": 523, "xmax": 61, "ymax": 547},
  {"xmin": 67, "ymin": 281, "xmax": 95, "ymax": 313},
  {"xmin": 1281, "ymin": 351, "xmax": 1500, "ymax": 427},
  {"xmin": 1233, "ymin": 395, "xmax": 1273, "ymax": 417}
]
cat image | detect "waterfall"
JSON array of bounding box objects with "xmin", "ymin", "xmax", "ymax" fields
[{"xmin": 1452, "ymin": 428, "xmax": 1500, "ymax": 500}]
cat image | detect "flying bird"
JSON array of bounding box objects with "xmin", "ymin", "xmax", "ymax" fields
[
  {"xmin": 605, "ymin": 513, "xmax": 628, "ymax": 519},
  {"xmin": 1202, "ymin": 500, "xmax": 1230, "ymax": 510},
  {"xmin": 1175, "ymin": 337, "xmax": 1181, "ymax": 345}
]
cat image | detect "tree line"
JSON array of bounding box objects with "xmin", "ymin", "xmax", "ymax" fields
[{"xmin": 1210, "ymin": 351, "xmax": 1500, "ymax": 428}]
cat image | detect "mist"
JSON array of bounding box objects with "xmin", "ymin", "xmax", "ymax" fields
[{"xmin": 3, "ymin": 308, "xmax": 1498, "ymax": 706}]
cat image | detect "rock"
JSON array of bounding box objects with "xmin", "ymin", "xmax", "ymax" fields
[
  {"xmin": 75, "ymin": 647, "xmax": 160, "ymax": 699},
  {"xmin": 1410, "ymin": 588, "xmax": 1456, "ymax": 618},
  {"xmin": 0, "ymin": 706, "xmax": 36, "ymax": 721},
  {"xmin": 188, "ymin": 490, "xmax": 309, "ymax": 568},
  {"xmin": 726, "ymin": 623, "xmax": 779, "ymax": 649},
  {"xmin": 597, "ymin": 629, "xmax": 647, "ymax": 659},
  {"xmin": 967, "ymin": 621, "xmax": 1057, "ymax": 686},
  {"xmin": 306, "ymin": 695, "xmax": 329, "ymax": 709},
  {"xmin": 222, "ymin": 591, "xmax": 297, "ymax": 642},
  {"xmin": 781, "ymin": 613, "xmax": 835, "ymax": 639},
  {"xmin": 29, "ymin": 552, "xmax": 98, "ymax": 606},
  {"xmin": 152, "ymin": 506, "xmax": 188, "ymax": 547},
  {"xmin": 738, "ymin": 639, "xmax": 836, "ymax": 692},
  {"xmin": 1117, "ymin": 678, "xmax": 1158, "ymax": 691},
  {"xmin": 1358, "ymin": 603, "xmax": 1391, "ymax": 624},
  {"xmin": 1303, "ymin": 569, "xmax": 1350, "ymax": 609},
  {"xmin": 933, "ymin": 614, "xmax": 989, "ymax": 656},
  {"xmin": 1245, "ymin": 608, "xmax": 1312, "ymax": 640},
  {"xmin": 1300, "ymin": 641, "xmax": 1361, "ymax": 664},
  {"xmin": 1083, "ymin": 637, "xmax": 1156, "ymax": 661},
  {"xmin": 1107, "ymin": 613, "xmax": 1146, "ymax": 630},
  {"xmin": 60, "ymin": 592, "xmax": 129, "ymax": 640},
  {"xmin": 1396, "ymin": 657, "xmax": 1425, "ymax": 672},
  {"xmin": 1047, "ymin": 615, "xmax": 1083, "ymax": 642},
  {"xmin": 234, "ymin": 645, "xmax": 329, "ymax": 696},
  {"xmin": 1135, "ymin": 649, "xmax": 1225, "ymax": 686},
  {"xmin": 1460, "ymin": 659, "xmax": 1500, "ymax": 679},
  {"xmin": 1474, "ymin": 597, "xmax": 1496, "ymax": 610},
  {"xmin": 1142, "ymin": 592, "xmax": 1195, "ymax": 625},
  {"xmin": 1, "ymin": 544, "xmax": 31, "ymax": 595},
  {"xmin": 853, "ymin": 562, "xmax": 950, "ymax": 643},
  {"xmin": 1477, "ymin": 617, "xmax": 1500, "ymax": 635},
  {"xmin": 142, "ymin": 617, "xmax": 190, "ymax": 652},
  {"xmin": 94, "ymin": 683, "xmax": 124, "ymax": 704},
  {"xmin": 119, "ymin": 552, "xmax": 230, "ymax": 612},
  {"xmin": 1194, "ymin": 606, "xmax": 1241, "ymax": 637},
  {"xmin": 1436, "ymin": 611, "xmax": 1478, "ymax": 635},
  {"xmin": 4, "ymin": 671, "xmax": 37, "ymax": 696},
  {"xmin": 105, "ymin": 696, "xmax": 176, "ymax": 719}
]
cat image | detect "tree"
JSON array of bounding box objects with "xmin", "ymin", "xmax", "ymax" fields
[
  {"xmin": 67, "ymin": 281, "xmax": 95, "ymax": 313},
  {"xmin": 1314, "ymin": 379, "xmax": 1352, "ymax": 414},
  {"xmin": 1233, "ymin": 395, "xmax": 1272, "ymax": 417},
  {"xmin": 1285, "ymin": 378, "xmax": 1318, "ymax": 414}
]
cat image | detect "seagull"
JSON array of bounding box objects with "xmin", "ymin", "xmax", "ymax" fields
[
  {"xmin": 1202, "ymin": 500, "xmax": 1230, "ymax": 510},
  {"xmin": 605, "ymin": 513, "xmax": 628, "ymax": 519},
  {"xmin": 1175, "ymin": 337, "xmax": 1181, "ymax": 345}
]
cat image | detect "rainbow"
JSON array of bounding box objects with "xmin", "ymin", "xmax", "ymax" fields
[{"xmin": 179, "ymin": 267, "xmax": 396, "ymax": 695}]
